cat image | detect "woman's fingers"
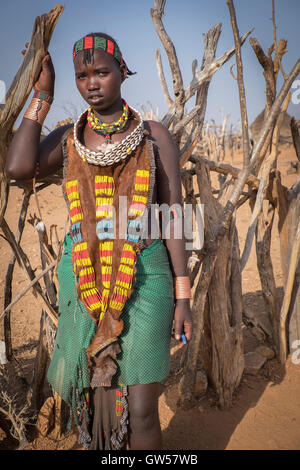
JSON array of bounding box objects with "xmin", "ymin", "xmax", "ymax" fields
[
  {"xmin": 21, "ymin": 42, "xmax": 30, "ymax": 56},
  {"xmin": 183, "ymin": 320, "xmax": 192, "ymax": 341}
]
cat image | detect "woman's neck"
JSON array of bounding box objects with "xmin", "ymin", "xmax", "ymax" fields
[{"xmin": 92, "ymin": 97, "xmax": 123, "ymax": 123}]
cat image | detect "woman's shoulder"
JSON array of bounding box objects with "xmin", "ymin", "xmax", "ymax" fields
[
  {"xmin": 144, "ymin": 119, "xmax": 171, "ymax": 143},
  {"xmin": 143, "ymin": 120, "xmax": 178, "ymax": 161}
]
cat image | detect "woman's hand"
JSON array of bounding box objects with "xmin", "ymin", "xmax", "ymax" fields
[
  {"xmin": 172, "ymin": 299, "xmax": 193, "ymax": 349},
  {"xmin": 34, "ymin": 52, "xmax": 55, "ymax": 96}
]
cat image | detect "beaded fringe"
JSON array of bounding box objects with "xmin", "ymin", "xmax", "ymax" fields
[{"xmin": 110, "ymin": 385, "xmax": 129, "ymax": 450}]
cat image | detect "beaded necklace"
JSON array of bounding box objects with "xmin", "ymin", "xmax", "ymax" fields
[
  {"xmin": 74, "ymin": 106, "xmax": 144, "ymax": 166},
  {"xmin": 87, "ymin": 99, "xmax": 129, "ymax": 144}
]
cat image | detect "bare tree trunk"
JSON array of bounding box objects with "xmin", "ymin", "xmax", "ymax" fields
[
  {"xmin": 3, "ymin": 189, "xmax": 32, "ymax": 360},
  {"xmin": 29, "ymin": 310, "xmax": 49, "ymax": 411},
  {"xmin": 0, "ymin": 5, "xmax": 64, "ymax": 224},
  {"xmin": 254, "ymin": 198, "xmax": 279, "ymax": 353},
  {"xmin": 275, "ymin": 172, "xmax": 300, "ymax": 362}
]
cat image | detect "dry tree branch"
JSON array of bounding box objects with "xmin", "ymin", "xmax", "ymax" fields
[
  {"xmin": 249, "ymin": 59, "xmax": 300, "ymax": 172},
  {"xmin": 0, "ymin": 390, "xmax": 30, "ymax": 448},
  {"xmin": 240, "ymin": 92, "xmax": 291, "ymax": 271},
  {"xmin": 1, "ymin": 217, "xmax": 58, "ymax": 325},
  {"xmin": 226, "ymin": 0, "xmax": 250, "ymax": 168},
  {"xmin": 173, "ymin": 105, "xmax": 201, "ymax": 135},
  {"xmin": 151, "ymin": 0, "xmax": 185, "ymax": 128},
  {"xmin": 208, "ymin": 24, "xmax": 300, "ymax": 243},
  {"xmin": 0, "ymin": 5, "xmax": 64, "ymax": 134},
  {"xmin": 155, "ymin": 49, "xmax": 174, "ymax": 108},
  {"xmin": 0, "ymin": 4, "xmax": 64, "ymax": 225},
  {"xmin": 161, "ymin": 28, "xmax": 253, "ymax": 129},
  {"xmin": 272, "ymin": 0, "xmax": 288, "ymax": 80},
  {"xmin": 4, "ymin": 188, "xmax": 32, "ymax": 360},
  {"xmin": 279, "ymin": 218, "xmax": 300, "ymax": 363},
  {"xmin": 188, "ymin": 155, "xmax": 260, "ymax": 189},
  {"xmin": 179, "ymin": 23, "xmax": 222, "ymax": 165},
  {"xmin": 291, "ymin": 117, "xmax": 300, "ymax": 162},
  {"xmin": 0, "ymin": 260, "xmax": 58, "ymax": 326},
  {"xmin": 230, "ymin": 64, "xmax": 238, "ymax": 80}
]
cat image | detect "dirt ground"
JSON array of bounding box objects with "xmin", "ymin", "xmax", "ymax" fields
[{"xmin": 0, "ymin": 143, "xmax": 299, "ymax": 451}]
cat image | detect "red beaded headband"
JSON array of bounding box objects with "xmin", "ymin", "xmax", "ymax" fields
[{"xmin": 73, "ymin": 35, "xmax": 124, "ymax": 65}]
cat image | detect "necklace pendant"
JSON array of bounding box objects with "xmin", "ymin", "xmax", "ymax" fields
[{"xmin": 104, "ymin": 135, "xmax": 112, "ymax": 144}]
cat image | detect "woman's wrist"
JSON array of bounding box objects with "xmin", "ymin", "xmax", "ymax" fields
[
  {"xmin": 24, "ymin": 89, "xmax": 53, "ymax": 126},
  {"xmin": 173, "ymin": 275, "xmax": 191, "ymax": 300},
  {"xmin": 175, "ymin": 297, "xmax": 190, "ymax": 305},
  {"xmin": 33, "ymin": 88, "xmax": 54, "ymax": 104}
]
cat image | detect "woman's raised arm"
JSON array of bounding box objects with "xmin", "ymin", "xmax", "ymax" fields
[{"xmin": 5, "ymin": 53, "xmax": 71, "ymax": 180}]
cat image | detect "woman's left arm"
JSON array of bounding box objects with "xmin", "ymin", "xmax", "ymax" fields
[{"xmin": 146, "ymin": 120, "xmax": 193, "ymax": 347}]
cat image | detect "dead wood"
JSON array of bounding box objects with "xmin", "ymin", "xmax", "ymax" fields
[
  {"xmin": 273, "ymin": 170, "xmax": 300, "ymax": 362},
  {"xmin": 291, "ymin": 117, "xmax": 300, "ymax": 162},
  {"xmin": 0, "ymin": 259, "xmax": 58, "ymax": 326},
  {"xmin": 29, "ymin": 310, "xmax": 49, "ymax": 412},
  {"xmin": 151, "ymin": 0, "xmax": 185, "ymax": 135},
  {"xmin": 155, "ymin": 48, "xmax": 174, "ymax": 108},
  {"xmin": 4, "ymin": 189, "xmax": 32, "ymax": 361},
  {"xmin": 226, "ymin": 0, "xmax": 250, "ymax": 167},
  {"xmin": 240, "ymin": 93, "xmax": 290, "ymax": 271},
  {"xmin": 188, "ymin": 155, "xmax": 260, "ymax": 189},
  {"xmin": 0, "ymin": 5, "xmax": 64, "ymax": 224},
  {"xmin": 160, "ymin": 29, "xmax": 253, "ymax": 130},
  {"xmin": 179, "ymin": 23, "xmax": 222, "ymax": 164},
  {"xmin": 178, "ymin": 2, "xmax": 300, "ymax": 408},
  {"xmin": 279, "ymin": 218, "xmax": 300, "ymax": 363}
]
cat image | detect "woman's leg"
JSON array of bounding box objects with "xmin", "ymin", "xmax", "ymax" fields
[{"xmin": 127, "ymin": 382, "xmax": 162, "ymax": 450}]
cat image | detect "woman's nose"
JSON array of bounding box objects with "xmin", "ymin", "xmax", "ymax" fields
[{"xmin": 87, "ymin": 76, "xmax": 100, "ymax": 91}]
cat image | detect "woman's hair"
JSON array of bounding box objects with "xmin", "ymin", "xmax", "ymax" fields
[{"xmin": 77, "ymin": 32, "xmax": 135, "ymax": 76}]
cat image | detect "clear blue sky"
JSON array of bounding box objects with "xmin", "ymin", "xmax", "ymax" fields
[{"xmin": 1, "ymin": 0, "xmax": 300, "ymax": 131}]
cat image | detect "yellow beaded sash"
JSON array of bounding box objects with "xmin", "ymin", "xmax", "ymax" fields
[{"xmin": 62, "ymin": 125, "xmax": 155, "ymax": 387}]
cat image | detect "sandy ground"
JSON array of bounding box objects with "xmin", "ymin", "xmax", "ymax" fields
[{"xmin": 0, "ymin": 143, "xmax": 299, "ymax": 451}]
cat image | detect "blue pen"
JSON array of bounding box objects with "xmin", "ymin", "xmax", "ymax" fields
[{"xmin": 181, "ymin": 333, "xmax": 187, "ymax": 344}]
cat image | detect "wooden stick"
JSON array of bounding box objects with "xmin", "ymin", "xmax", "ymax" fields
[
  {"xmin": 179, "ymin": 24, "xmax": 222, "ymax": 163},
  {"xmin": 173, "ymin": 105, "xmax": 201, "ymax": 135},
  {"xmin": 0, "ymin": 5, "xmax": 64, "ymax": 227},
  {"xmin": 161, "ymin": 28, "xmax": 253, "ymax": 129},
  {"xmin": 188, "ymin": 155, "xmax": 260, "ymax": 189},
  {"xmin": 291, "ymin": 117, "xmax": 300, "ymax": 162},
  {"xmin": 0, "ymin": 260, "xmax": 58, "ymax": 326},
  {"xmin": 155, "ymin": 49, "xmax": 174, "ymax": 108},
  {"xmin": 272, "ymin": 0, "xmax": 288, "ymax": 80},
  {"xmin": 226, "ymin": 0, "xmax": 250, "ymax": 168},
  {"xmin": 4, "ymin": 189, "xmax": 32, "ymax": 360},
  {"xmin": 279, "ymin": 218, "xmax": 300, "ymax": 363},
  {"xmin": 240, "ymin": 92, "xmax": 290, "ymax": 271},
  {"xmin": 151, "ymin": 0, "xmax": 185, "ymax": 129}
]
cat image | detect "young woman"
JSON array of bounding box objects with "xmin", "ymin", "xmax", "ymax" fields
[{"xmin": 5, "ymin": 33, "xmax": 192, "ymax": 450}]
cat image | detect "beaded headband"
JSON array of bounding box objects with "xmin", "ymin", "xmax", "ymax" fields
[{"xmin": 73, "ymin": 35, "xmax": 124, "ymax": 65}]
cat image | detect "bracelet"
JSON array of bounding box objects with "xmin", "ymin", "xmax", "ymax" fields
[
  {"xmin": 33, "ymin": 89, "xmax": 53, "ymax": 105},
  {"xmin": 174, "ymin": 276, "xmax": 191, "ymax": 300},
  {"xmin": 24, "ymin": 89, "xmax": 53, "ymax": 125}
]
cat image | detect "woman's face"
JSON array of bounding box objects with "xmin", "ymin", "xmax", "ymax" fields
[{"xmin": 74, "ymin": 49, "xmax": 126, "ymax": 112}]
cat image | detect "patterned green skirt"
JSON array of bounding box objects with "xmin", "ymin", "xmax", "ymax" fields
[{"xmin": 47, "ymin": 234, "xmax": 174, "ymax": 433}]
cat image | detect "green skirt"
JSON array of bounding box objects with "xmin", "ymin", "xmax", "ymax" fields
[{"xmin": 47, "ymin": 234, "xmax": 174, "ymax": 428}]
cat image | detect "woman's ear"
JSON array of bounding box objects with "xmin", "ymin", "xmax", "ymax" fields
[{"xmin": 120, "ymin": 64, "xmax": 127, "ymax": 82}]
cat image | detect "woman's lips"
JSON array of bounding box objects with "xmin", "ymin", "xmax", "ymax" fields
[{"xmin": 88, "ymin": 95, "xmax": 104, "ymax": 104}]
